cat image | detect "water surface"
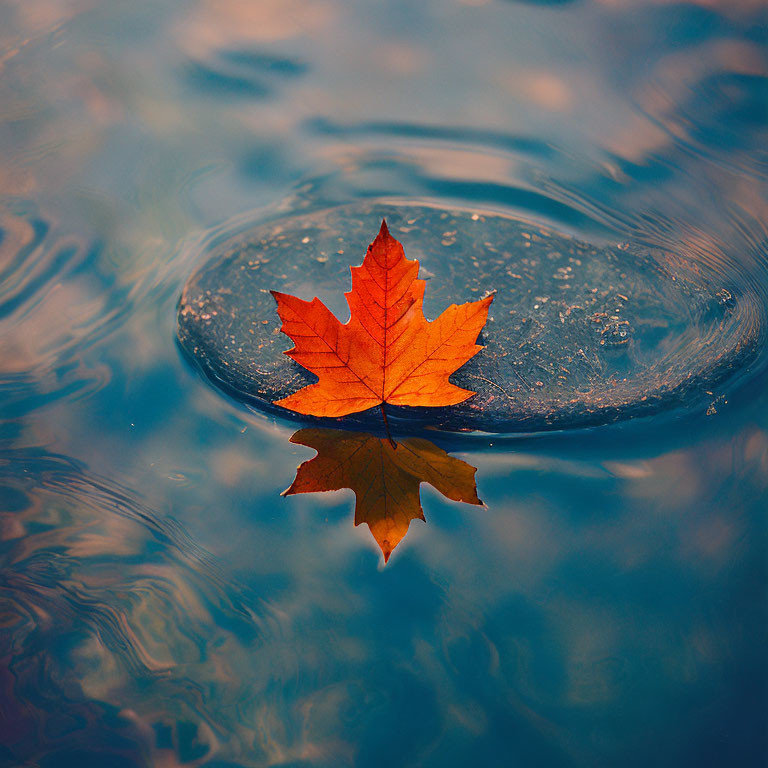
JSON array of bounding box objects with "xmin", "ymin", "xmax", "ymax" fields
[{"xmin": 1, "ymin": 1, "xmax": 767, "ymax": 766}]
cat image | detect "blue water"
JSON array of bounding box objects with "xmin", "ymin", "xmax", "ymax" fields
[{"xmin": 1, "ymin": 1, "xmax": 767, "ymax": 766}]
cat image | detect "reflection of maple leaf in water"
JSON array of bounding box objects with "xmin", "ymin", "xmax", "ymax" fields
[
  {"xmin": 283, "ymin": 428, "xmax": 483, "ymax": 562},
  {"xmin": 272, "ymin": 221, "xmax": 493, "ymax": 417}
]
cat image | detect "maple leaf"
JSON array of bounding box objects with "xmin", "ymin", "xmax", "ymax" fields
[
  {"xmin": 271, "ymin": 220, "xmax": 493, "ymax": 417},
  {"xmin": 283, "ymin": 428, "xmax": 483, "ymax": 562}
]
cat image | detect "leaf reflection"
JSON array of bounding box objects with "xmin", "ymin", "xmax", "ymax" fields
[{"xmin": 283, "ymin": 428, "xmax": 483, "ymax": 562}]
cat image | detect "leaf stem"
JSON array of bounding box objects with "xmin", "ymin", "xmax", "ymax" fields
[{"xmin": 380, "ymin": 403, "xmax": 397, "ymax": 450}]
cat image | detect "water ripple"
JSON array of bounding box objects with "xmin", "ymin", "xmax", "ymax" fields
[
  {"xmin": 305, "ymin": 118, "xmax": 560, "ymax": 160},
  {"xmin": 1, "ymin": 445, "xmax": 275, "ymax": 764},
  {"xmin": 184, "ymin": 50, "xmax": 308, "ymax": 99}
]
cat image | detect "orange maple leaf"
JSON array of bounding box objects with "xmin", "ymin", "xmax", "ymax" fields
[
  {"xmin": 271, "ymin": 220, "xmax": 493, "ymax": 417},
  {"xmin": 283, "ymin": 428, "xmax": 483, "ymax": 562}
]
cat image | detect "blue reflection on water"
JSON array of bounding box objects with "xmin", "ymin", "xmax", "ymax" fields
[{"xmin": 0, "ymin": 0, "xmax": 767, "ymax": 766}]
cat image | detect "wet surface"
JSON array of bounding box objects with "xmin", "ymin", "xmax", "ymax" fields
[
  {"xmin": 178, "ymin": 203, "xmax": 763, "ymax": 432},
  {"xmin": 1, "ymin": 0, "xmax": 767, "ymax": 766}
]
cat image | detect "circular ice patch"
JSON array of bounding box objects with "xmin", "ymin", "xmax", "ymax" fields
[{"xmin": 177, "ymin": 203, "xmax": 760, "ymax": 433}]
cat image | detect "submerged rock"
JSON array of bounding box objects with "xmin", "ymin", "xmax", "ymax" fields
[{"xmin": 177, "ymin": 203, "xmax": 761, "ymax": 433}]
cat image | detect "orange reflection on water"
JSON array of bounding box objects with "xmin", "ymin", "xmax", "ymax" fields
[
  {"xmin": 283, "ymin": 428, "xmax": 483, "ymax": 562},
  {"xmin": 178, "ymin": 0, "xmax": 336, "ymax": 54}
]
